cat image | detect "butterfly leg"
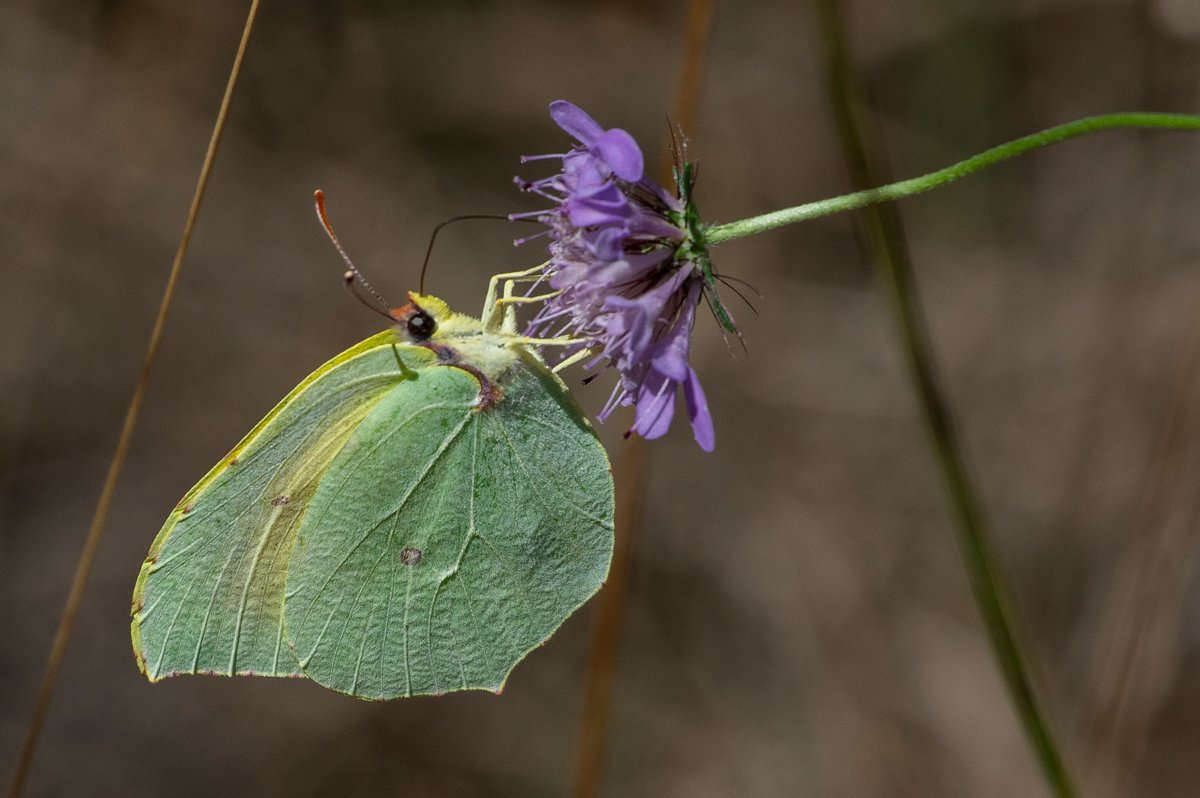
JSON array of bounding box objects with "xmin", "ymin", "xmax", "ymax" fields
[
  {"xmin": 495, "ymin": 290, "xmax": 565, "ymax": 334},
  {"xmin": 497, "ymin": 277, "xmax": 565, "ymax": 334},
  {"xmin": 550, "ymin": 347, "xmax": 592, "ymax": 373},
  {"xmin": 523, "ymin": 335, "xmax": 588, "ymax": 347},
  {"xmin": 482, "ymin": 265, "xmax": 546, "ymax": 330},
  {"xmin": 389, "ymin": 344, "xmax": 418, "ymax": 380}
]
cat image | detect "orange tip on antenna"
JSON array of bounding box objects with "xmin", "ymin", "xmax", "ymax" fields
[
  {"xmin": 313, "ymin": 188, "xmax": 394, "ymax": 317},
  {"xmin": 314, "ymin": 189, "xmax": 338, "ymax": 243}
]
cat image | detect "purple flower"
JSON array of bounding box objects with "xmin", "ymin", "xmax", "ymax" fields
[{"xmin": 513, "ymin": 101, "xmax": 721, "ymax": 452}]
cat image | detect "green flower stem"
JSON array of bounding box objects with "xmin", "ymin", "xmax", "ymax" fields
[{"xmin": 704, "ymin": 112, "xmax": 1200, "ymax": 245}]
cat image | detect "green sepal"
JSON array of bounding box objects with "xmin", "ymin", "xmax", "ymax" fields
[{"xmin": 674, "ymin": 161, "xmax": 740, "ymax": 337}]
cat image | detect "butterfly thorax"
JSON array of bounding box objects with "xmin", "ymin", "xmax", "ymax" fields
[{"xmin": 390, "ymin": 293, "xmax": 535, "ymax": 409}]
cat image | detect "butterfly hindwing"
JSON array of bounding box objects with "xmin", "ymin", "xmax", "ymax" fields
[
  {"xmin": 131, "ymin": 331, "xmax": 429, "ymax": 680},
  {"xmin": 284, "ymin": 354, "xmax": 614, "ymax": 699}
]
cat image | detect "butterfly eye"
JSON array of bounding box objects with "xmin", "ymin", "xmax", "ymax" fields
[{"xmin": 407, "ymin": 310, "xmax": 436, "ymax": 341}]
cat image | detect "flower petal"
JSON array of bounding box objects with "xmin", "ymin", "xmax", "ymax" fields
[
  {"xmin": 651, "ymin": 347, "xmax": 689, "ymax": 383},
  {"xmin": 587, "ymin": 226, "xmax": 627, "ymax": 262},
  {"xmin": 630, "ymin": 214, "xmax": 687, "ymax": 240},
  {"xmin": 563, "ymin": 155, "xmax": 615, "ymax": 196},
  {"xmin": 550, "ymin": 100, "xmax": 605, "ymax": 145},
  {"xmin": 631, "ymin": 370, "xmax": 676, "ymax": 440},
  {"xmin": 588, "ymin": 259, "xmax": 639, "ymax": 287},
  {"xmin": 594, "ymin": 128, "xmax": 644, "ymax": 182},
  {"xmin": 637, "ymin": 175, "xmax": 684, "ymax": 211},
  {"xmin": 568, "ymin": 196, "xmax": 633, "ymax": 226},
  {"xmin": 649, "ymin": 290, "xmax": 698, "ymax": 383},
  {"xmin": 683, "ymin": 368, "xmax": 714, "ymax": 452}
]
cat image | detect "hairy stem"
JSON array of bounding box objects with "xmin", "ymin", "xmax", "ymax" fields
[{"xmin": 705, "ymin": 111, "xmax": 1200, "ymax": 245}]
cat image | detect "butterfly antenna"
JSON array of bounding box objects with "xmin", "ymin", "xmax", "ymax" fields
[
  {"xmin": 314, "ymin": 190, "xmax": 392, "ymax": 315},
  {"xmin": 340, "ymin": 272, "xmax": 396, "ymax": 322},
  {"xmin": 419, "ymin": 214, "xmax": 540, "ymax": 295}
]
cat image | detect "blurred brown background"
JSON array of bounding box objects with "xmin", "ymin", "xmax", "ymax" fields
[{"xmin": 5, "ymin": 0, "xmax": 1200, "ymax": 795}]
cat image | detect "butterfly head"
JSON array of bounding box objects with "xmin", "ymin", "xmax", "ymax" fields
[
  {"xmin": 390, "ymin": 292, "xmax": 482, "ymax": 345},
  {"xmin": 390, "ymin": 297, "xmax": 437, "ymax": 343}
]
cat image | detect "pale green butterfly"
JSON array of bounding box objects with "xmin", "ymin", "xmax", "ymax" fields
[{"xmin": 130, "ymin": 192, "xmax": 614, "ymax": 700}]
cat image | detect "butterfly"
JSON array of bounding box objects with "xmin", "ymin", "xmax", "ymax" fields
[{"xmin": 131, "ymin": 193, "xmax": 615, "ymax": 700}]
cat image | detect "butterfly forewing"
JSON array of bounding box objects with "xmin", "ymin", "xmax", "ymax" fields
[
  {"xmin": 284, "ymin": 356, "xmax": 614, "ymax": 699},
  {"xmin": 132, "ymin": 331, "xmax": 425, "ymax": 679}
]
